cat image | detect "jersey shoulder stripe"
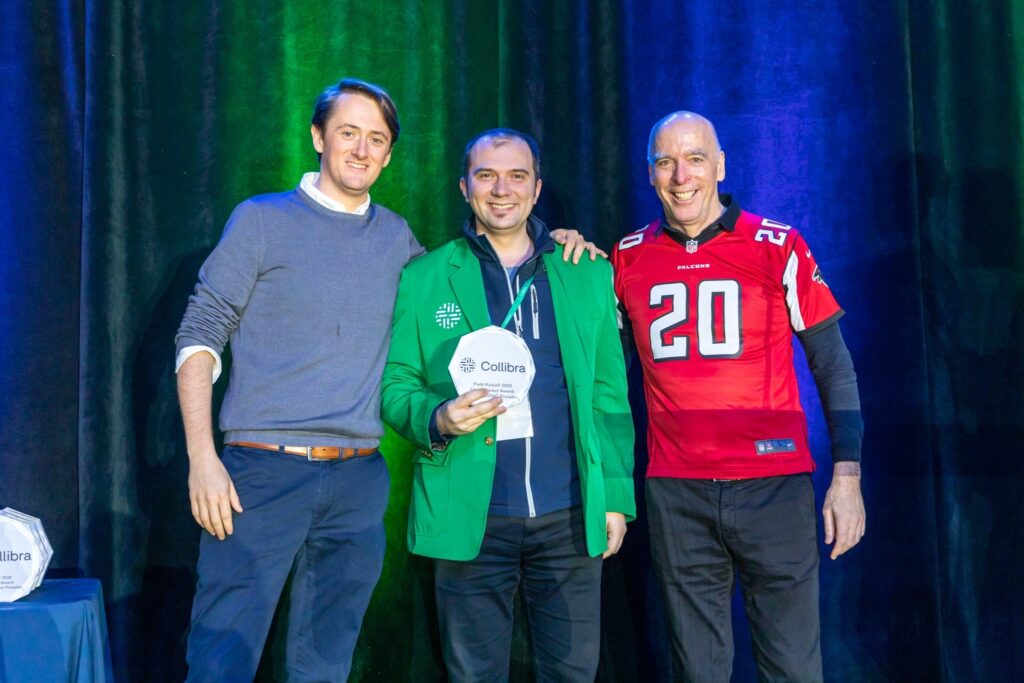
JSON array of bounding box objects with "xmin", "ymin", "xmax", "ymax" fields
[{"xmin": 732, "ymin": 210, "xmax": 841, "ymax": 333}]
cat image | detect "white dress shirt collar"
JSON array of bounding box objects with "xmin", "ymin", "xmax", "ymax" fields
[{"xmin": 300, "ymin": 172, "xmax": 371, "ymax": 215}]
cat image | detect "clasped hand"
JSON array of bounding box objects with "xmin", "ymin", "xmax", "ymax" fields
[{"xmin": 436, "ymin": 388, "xmax": 506, "ymax": 436}]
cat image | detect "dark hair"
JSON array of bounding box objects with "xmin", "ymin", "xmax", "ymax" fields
[
  {"xmin": 461, "ymin": 128, "xmax": 541, "ymax": 179},
  {"xmin": 311, "ymin": 78, "xmax": 400, "ymax": 159}
]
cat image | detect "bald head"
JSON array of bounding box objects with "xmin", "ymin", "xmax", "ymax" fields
[
  {"xmin": 647, "ymin": 111, "xmax": 726, "ymax": 236},
  {"xmin": 647, "ymin": 111, "xmax": 721, "ymax": 165}
]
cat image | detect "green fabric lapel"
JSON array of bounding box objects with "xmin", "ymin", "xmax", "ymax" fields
[{"xmin": 448, "ymin": 240, "xmax": 491, "ymax": 331}]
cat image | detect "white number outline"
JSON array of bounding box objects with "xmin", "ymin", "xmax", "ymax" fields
[
  {"xmin": 697, "ymin": 280, "xmax": 743, "ymax": 357},
  {"xmin": 649, "ymin": 283, "xmax": 689, "ymax": 360},
  {"xmin": 618, "ymin": 231, "xmax": 645, "ymax": 251},
  {"xmin": 754, "ymin": 218, "xmax": 792, "ymax": 246}
]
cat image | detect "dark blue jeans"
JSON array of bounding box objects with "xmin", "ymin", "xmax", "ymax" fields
[
  {"xmin": 647, "ymin": 474, "xmax": 822, "ymax": 683},
  {"xmin": 185, "ymin": 445, "xmax": 388, "ymax": 682},
  {"xmin": 433, "ymin": 506, "xmax": 602, "ymax": 683}
]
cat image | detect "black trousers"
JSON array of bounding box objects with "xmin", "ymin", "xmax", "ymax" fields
[
  {"xmin": 433, "ymin": 506, "xmax": 602, "ymax": 683},
  {"xmin": 647, "ymin": 475, "xmax": 822, "ymax": 683}
]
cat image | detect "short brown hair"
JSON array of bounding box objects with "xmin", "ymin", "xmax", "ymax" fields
[{"xmin": 311, "ymin": 78, "xmax": 400, "ymax": 159}]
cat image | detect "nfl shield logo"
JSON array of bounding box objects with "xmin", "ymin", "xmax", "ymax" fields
[{"xmin": 685, "ymin": 239, "xmax": 698, "ymax": 254}]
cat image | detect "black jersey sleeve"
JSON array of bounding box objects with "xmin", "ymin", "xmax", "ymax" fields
[{"xmin": 798, "ymin": 320, "xmax": 863, "ymax": 463}]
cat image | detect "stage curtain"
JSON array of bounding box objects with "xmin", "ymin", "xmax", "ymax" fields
[
  {"xmin": 0, "ymin": 0, "xmax": 1020, "ymax": 680},
  {"xmin": 0, "ymin": 0, "xmax": 83, "ymax": 569}
]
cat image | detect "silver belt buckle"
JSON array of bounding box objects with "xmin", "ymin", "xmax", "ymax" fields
[{"xmin": 306, "ymin": 446, "xmax": 328, "ymax": 462}]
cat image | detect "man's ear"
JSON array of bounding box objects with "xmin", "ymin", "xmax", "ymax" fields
[
  {"xmin": 459, "ymin": 177, "xmax": 469, "ymax": 202},
  {"xmin": 717, "ymin": 151, "xmax": 726, "ymax": 182},
  {"xmin": 311, "ymin": 124, "xmax": 324, "ymax": 154}
]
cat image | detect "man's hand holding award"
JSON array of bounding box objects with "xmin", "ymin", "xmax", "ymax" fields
[{"xmin": 442, "ymin": 324, "xmax": 536, "ymax": 440}]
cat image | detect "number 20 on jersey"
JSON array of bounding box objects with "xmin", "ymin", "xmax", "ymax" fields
[{"xmin": 649, "ymin": 280, "xmax": 742, "ymax": 361}]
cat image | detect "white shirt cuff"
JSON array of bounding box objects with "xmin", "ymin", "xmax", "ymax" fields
[{"xmin": 175, "ymin": 345, "xmax": 223, "ymax": 383}]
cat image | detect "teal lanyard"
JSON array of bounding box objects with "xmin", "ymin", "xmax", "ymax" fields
[{"xmin": 499, "ymin": 274, "xmax": 536, "ymax": 329}]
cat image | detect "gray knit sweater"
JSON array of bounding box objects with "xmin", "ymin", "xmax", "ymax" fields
[{"xmin": 176, "ymin": 186, "xmax": 425, "ymax": 447}]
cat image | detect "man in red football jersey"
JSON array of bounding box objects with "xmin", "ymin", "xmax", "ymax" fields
[{"xmin": 612, "ymin": 111, "xmax": 865, "ymax": 682}]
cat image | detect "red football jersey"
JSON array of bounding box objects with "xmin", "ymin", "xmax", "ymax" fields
[{"xmin": 612, "ymin": 206, "xmax": 842, "ymax": 479}]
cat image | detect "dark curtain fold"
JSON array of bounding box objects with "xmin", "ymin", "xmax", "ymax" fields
[
  {"xmin": 906, "ymin": 0, "xmax": 1024, "ymax": 679},
  {"xmin": 0, "ymin": 0, "xmax": 1020, "ymax": 680},
  {"xmin": 0, "ymin": 0, "xmax": 84, "ymax": 570}
]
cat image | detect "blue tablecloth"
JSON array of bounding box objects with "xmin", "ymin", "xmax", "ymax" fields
[{"xmin": 0, "ymin": 579, "xmax": 113, "ymax": 682}]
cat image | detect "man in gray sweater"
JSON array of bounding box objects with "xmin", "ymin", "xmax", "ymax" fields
[
  {"xmin": 176, "ymin": 78, "xmax": 415, "ymax": 682},
  {"xmin": 176, "ymin": 78, "xmax": 598, "ymax": 681}
]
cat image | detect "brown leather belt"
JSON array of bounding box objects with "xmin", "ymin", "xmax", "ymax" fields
[{"xmin": 227, "ymin": 441, "xmax": 377, "ymax": 461}]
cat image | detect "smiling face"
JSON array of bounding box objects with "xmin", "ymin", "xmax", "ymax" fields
[
  {"xmin": 459, "ymin": 136, "xmax": 542, "ymax": 239},
  {"xmin": 648, "ymin": 114, "xmax": 726, "ymax": 236},
  {"xmin": 310, "ymin": 92, "xmax": 392, "ymax": 210}
]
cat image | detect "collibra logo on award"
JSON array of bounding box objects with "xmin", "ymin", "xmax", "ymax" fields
[
  {"xmin": 480, "ymin": 361, "xmax": 527, "ymax": 373},
  {"xmin": 435, "ymin": 302, "xmax": 462, "ymax": 329},
  {"xmin": 458, "ymin": 358, "xmax": 527, "ymax": 374},
  {"xmin": 0, "ymin": 550, "xmax": 32, "ymax": 562}
]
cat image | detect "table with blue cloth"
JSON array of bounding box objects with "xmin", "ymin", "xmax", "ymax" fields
[{"xmin": 0, "ymin": 579, "xmax": 113, "ymax": 682}]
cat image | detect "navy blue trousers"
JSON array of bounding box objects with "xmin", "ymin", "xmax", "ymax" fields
[
  {"xmin": 185, "ymin": 445, "xmax": 388, "ymax": 682},
  {"xmin": 433, "ymin": 506, "xmax": 602, "ymax": 683},
  {"xmin": 647, "ymin": 474, "xmax": 822, "ymax": 683}
]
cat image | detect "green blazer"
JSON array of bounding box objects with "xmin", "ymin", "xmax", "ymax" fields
[{"xmin": 381, "ymin": 237, "xmax": 635, "ymax": 561}]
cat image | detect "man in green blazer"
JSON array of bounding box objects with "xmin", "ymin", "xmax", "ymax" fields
[{"xmin": 381, "ymin": 129, "xmax": 635, "ymax": 682}]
